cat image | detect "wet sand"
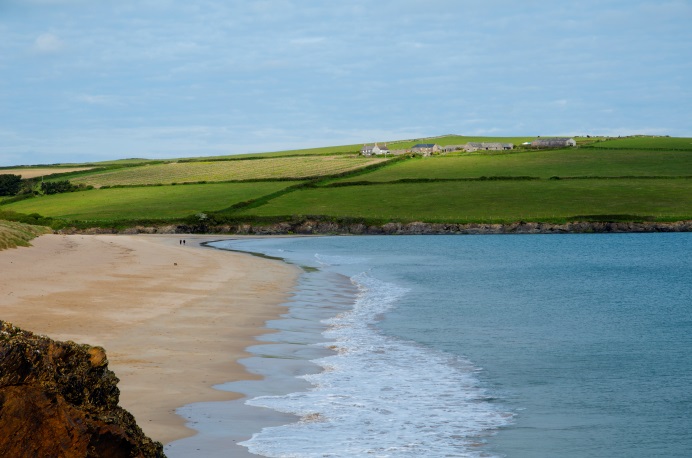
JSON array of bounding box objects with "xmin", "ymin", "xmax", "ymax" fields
[
  {"xmin": 166, "ymin": 256, "xmax": 357, "ymax": 457},
  {"xmin": 0, "ymin": 234, "xmax": 300, "ymax": 445}
]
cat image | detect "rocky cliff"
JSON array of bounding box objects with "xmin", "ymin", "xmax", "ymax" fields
[
  {"xmin": 59, "ymin": 219, "xmax": 692, "ymax": 236},
  {"xmin": 0, "ymin": 320, "xmax": 165, "ymax": 458}
]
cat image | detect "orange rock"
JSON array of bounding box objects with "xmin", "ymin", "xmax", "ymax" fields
[{"xmin": 0, "ymin": 320, "xmax": 164, "ymax": 458}]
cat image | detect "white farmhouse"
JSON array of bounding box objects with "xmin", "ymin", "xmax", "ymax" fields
[{"xmin": 361, "ymin": 143, "xmax": 390, "ymax": 156}]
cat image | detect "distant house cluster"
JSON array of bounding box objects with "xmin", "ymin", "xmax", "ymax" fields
[
  {"xmin": 360, "ymin": 143, "xmax": 390, "ymax": 156},
  {"xmin": 361, "ymin": 142, "xmax": 442, "ymax": 157},
  {"xmin": 463, "ymin": 142, "xmax": 514, "ymax": 152},
  {"xmin": 360, "ymin": 137, "xmax": 577, "ymax": 157},
  {"xmin": 530, "ymin": 137, "xmax": 576, "ymax": 148},
  {"xmin": 415, "ymin": 142, "xmax": 514, "ymax": 155},
  {"xmin": 410, "ymin": 143, "xmax": 441, "ymax": 155}
]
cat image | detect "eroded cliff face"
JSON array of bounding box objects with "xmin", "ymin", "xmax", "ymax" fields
[
  {"xmin": 57, "ymin": 219, "xmax": 692, "ymax": 236},
  {"xmin": 0, "ymin": 320, "xmax": 165, "ymax": 458}
]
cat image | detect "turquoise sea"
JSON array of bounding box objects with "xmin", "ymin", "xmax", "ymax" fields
[{"xmin": 172, "ymin": 234, "xmax": 692, "ymax": 457}]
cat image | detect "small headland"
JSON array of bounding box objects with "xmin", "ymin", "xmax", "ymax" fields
[{"xmin": 0, "ymin": 320, "xmax": 165, "ymax": 458}]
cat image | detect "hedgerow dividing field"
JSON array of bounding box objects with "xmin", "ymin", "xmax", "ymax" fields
[{"xmin": 71, "ymin": 156, "xmax": 387, "ymax": 187}]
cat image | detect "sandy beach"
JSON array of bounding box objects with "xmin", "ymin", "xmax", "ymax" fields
[{"xmin": 0, "ymin": 233, "xmax": 299, "ymax": 445}]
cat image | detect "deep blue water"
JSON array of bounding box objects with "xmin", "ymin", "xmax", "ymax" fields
[{"xmin": 214, "ymin": 234, "xmax": 692, "ymax": 457}]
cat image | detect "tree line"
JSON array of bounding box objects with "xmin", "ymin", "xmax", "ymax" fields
[{"xmin": 0, "ymin": 174, "xmax": 92, "ymax": 197}]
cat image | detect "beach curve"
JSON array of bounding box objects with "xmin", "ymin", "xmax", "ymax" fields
[{"xmin": 0, "ymin": 233, "xmax": 300, "ymax": 445}]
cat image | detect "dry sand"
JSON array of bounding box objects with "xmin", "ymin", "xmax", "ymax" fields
[{"xmin": 0, "ymin": 234, "xmax": 300, "ymax": 445}]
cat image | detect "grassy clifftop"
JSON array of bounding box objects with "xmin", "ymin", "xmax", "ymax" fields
[{"xmin": 0, "ymin": 221, "xmax": 51, "ymax": 250}]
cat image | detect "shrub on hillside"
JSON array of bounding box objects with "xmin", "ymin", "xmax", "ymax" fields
[
  {"xmin": 0, "ymin": 174, "xmax": 22, "ymax": 196},
  {"xmin": 0, "ymin": 211, "xmax": 59, "ymax": 229},
  {"xmin": 41, "ymin": 180, "xmax": 93, "ymax": 195}
]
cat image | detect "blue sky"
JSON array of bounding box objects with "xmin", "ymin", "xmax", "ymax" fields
[{"xmin": 1, "ymin": 0, "xmax": 690, "ymax": 166}]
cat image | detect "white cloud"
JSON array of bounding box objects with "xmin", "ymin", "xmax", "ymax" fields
[
  {"xmin": 14, "ymin": 0, "xmax": 82, "ymax": 4},
  {"xmin": 33, "ymin": 33, "xmax": 64, "ymax": 53},
  {"xmin": 76, "ymin": 94, "xmax": 124, "ymax": 106},
  {"xmin": 289, "ymin": 37, "xmax": 326, "ymax": 45}
]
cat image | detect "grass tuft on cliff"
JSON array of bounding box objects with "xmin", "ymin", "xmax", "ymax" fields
[{"xmin": 0, "ymin": 220, "xmax": 51, "ymax": 251}]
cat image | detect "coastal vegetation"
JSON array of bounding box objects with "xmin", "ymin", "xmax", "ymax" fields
[
  {"xmin": 0, "ymin": 135, "xmax": 690, "ymax": 231},
  {"xmin": 0, "ymin": 220, "xmax": 51, "ymax": 250}
]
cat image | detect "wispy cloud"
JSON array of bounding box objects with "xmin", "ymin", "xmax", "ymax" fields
[
  {"xmin": 16, "ymin": 0, "xmax": 84, "ymax": 4},
  {"xmin": 33, "ymin": 33, "xmax": 64, "ymax": 53},
  {"xmin": 289, "ymin": 37, "xmax": 326, "ymax": 45},
  {"xmin": 75, "ymin": 94, "xmax": 123, "ymax": 106}
]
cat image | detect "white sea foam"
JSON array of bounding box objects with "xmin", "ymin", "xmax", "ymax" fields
[
  {"xmin": 240, "ymin": 272, "xmax": 512, "ymax": 457},
  {"xmin": 314, "ymin": 253, "xmax": 370, "ymax": 267}
]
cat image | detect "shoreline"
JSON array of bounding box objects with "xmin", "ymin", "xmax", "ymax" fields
[
  {"xmin": 0, "ymin": 233, "xmax": 301, "ymax": 445},
  {"xmin": 58, "ymin": 219, "xmax": 692, "ymax": 236},
  {"xmin": 167, "ymin": 239, "xmax": 357, "ymax": 457}
]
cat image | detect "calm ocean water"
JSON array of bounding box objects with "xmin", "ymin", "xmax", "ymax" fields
[{"xmin": 211, "ymin": 234, "xmax": 692, "ymax": 458}]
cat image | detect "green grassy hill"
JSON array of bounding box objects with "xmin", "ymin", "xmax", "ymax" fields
[
  {"xmin": 237, "ymin": 179, "xmax": 692, "ymax": 223},
  {"xmin": 586, "ymin": 136, "xmax": 692, "ymax": 150},
  {"xmin": 1, "ymin": 135, "xmax": 690, "ymax": 229},
  {"xmin": 330, "ymin": 149, "xmax": 692, "ymax": 182},
  {"xmin": 3, "ymin": 182, "xmax": 301, "ymax": 221}
]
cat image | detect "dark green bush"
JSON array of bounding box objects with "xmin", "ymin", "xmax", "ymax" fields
[
  {"xmin": 41, "ymin": 180, "xmax": 91, "ymax": 195},
  {"xmin": 0, "ymin": 174, "xmax": 22, "ymax": 196}
]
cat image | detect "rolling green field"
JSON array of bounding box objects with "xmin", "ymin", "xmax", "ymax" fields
[
  {"xmin": 69, "ymin": 156, "xmax": 385, "ymax": 187},
  {"xmin": 237, "ymin": 179, "xmax": 692, "ymax": 222},
  {"xmin": 3, "ymin": 182, "xmax": 300, "ymax": 221},
  {"xmin": 332, "ymin": 149, "xmax": 692, "ymax": 182},
  {"xmin": 1, "ymin": 135, "xmax": 690, "ymax": 228},
  {"xmin": 589, "ymin": 136, "xmax": 692, "ymax": 150}
]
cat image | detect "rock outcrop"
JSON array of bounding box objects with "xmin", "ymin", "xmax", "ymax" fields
[
  {"xmin": 57, "ymin": 219, "xmax": 692, "ymax": 236},
  {"xmin": 0, "ymin": 320, "xmax": 165, "ymax": 458}
]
